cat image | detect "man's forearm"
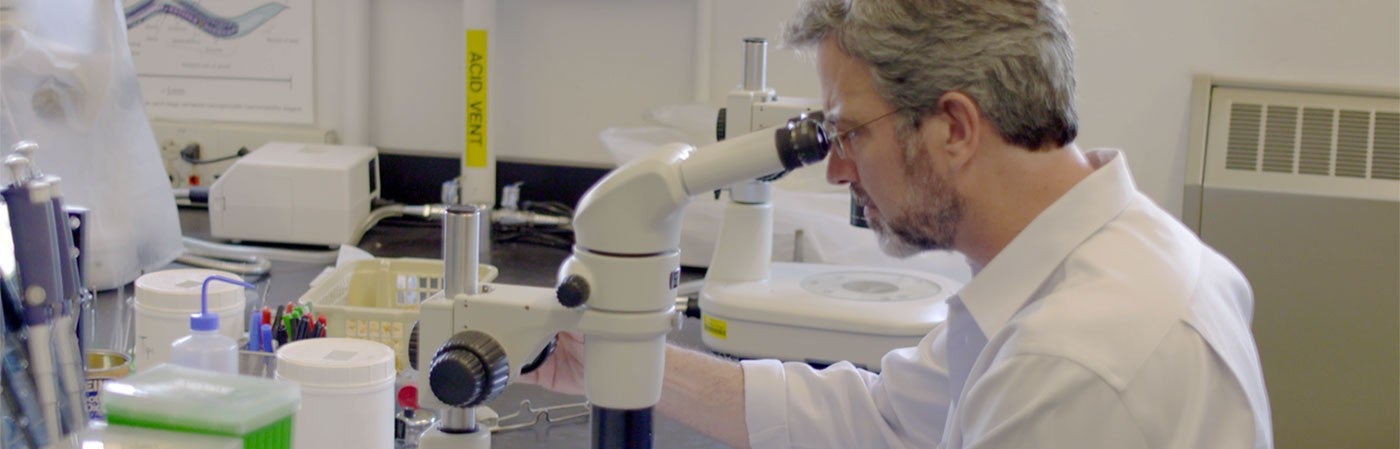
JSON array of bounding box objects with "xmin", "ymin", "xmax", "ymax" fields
[{"xmin": 657, "ymin": 343, "xmax": 751, "ymax": 449}]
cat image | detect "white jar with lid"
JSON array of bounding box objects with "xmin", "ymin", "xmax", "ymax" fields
[
  {"xmin": 276, "ymin": 338, "xmax": 396, "ymax": 449},
  {"xmin": 133, "ymin": 269, "xmax": 246, "ymax": 372}
]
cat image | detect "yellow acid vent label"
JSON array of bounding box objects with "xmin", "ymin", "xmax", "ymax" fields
[{"xmin": 465, "ymin": 29, "xmax": 488, "ymax": 168}]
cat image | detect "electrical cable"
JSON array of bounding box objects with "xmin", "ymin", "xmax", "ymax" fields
[
  {"xmin": 176, "ymin": 204, "xmax": 436, "ymax": 266},
  {"xmin": 493, "ymin": 201, "xmax": 575, "ymax": 250},
  {"xmin": 181, "ymin": 237, "xmax": 339, "ymax": 265},
  {"xmin": 350, "ymin": 204, "xmax": 445, "ymax": 244},
  {"xmin": 179, "ymin": 144, "xmax": 250, "ymax": 165},
  {"xmin": 177, "ymin": 199, "xmax": 572, "ymax": 265},
  {"xmin": 174, "ymin": 252, "xmax": 272, "ymax": 277}
]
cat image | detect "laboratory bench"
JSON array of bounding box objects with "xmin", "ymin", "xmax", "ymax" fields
[{"xmin": 87, "ymin": 207, "xmax": 729, "ymax": 449}]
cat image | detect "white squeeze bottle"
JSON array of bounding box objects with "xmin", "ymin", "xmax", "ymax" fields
[{"xmin": 170, "ymin": 275, "xmax": 252, "ymax": 374}]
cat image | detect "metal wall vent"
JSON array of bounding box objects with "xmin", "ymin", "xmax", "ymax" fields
[
  {"xmin": 1192, "ymin": 83, "xmax": 1398, "ymax": 202},
  {"xmin": 1224, "ymin": 102, "xmax": 1400, "ymax": 180}
]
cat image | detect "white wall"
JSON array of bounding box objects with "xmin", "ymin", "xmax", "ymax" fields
[
  {"xmin": 1066, "ymin": 0, "xmax": 1399, "ymax": 213},
  {"xmin": 370, "ymin": 0, "xmax": 696, "ymax": 167},
  {"xmin": 367, "ymin": 0, "xmax": 1398, "ymax": 214}
]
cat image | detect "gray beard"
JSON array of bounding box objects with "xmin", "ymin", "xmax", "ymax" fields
[
  {"xmin": 869, "ymin": 208, "xmax": 927, "ymax": 258},
  {"xmin": 866, "ymin": 184, "xmax": 962, "ymax": 258},
  {"xmin": 855, "ymin": 132, "xmax": 964, "ymax": 258}
]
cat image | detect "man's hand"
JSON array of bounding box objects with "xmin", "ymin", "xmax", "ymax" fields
[
  {"xmin": 521, "ymin": 331, "xmax": 754, "ymax": 447},
  {"xmin": 517, "ymin": 331, "xmax": 586, "ymax": 396}
]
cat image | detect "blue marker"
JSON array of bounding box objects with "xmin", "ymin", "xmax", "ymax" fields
[
  {"xmin": 249, "ymin": 309, "xmax": 262, "ymax": 351},
  {"xmin": 260, "ymin": 323, "xmax": 274, "ymax": 353}
]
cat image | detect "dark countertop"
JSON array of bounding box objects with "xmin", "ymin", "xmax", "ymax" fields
[{"xmin": 89, "ymin": 208, "xmax": 726, "ymax": 449}]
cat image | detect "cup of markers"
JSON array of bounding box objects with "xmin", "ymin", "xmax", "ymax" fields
[{"xmin": 241, "ymin": 303, "xmax": 329, "ymax": 377}]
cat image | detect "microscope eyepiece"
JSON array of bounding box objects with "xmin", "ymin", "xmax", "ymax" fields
[{"xmin": 775, "ymin": 112, "xmax": 830, "ymax": 171}]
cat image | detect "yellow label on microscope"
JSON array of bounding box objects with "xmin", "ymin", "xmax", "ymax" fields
[
  {"xmin": 465, "ymin": 29, "xmax": 489, "ymax": 168},
  {"xmin": 703, "ymin": 316, "xmax": 728, "ymax": 340}
]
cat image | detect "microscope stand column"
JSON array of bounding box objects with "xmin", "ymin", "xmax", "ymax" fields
[
  {"xmin": 593, "ymin": 408, "xmax": 654, "ymax": 449},
  {"xmin": 418, "ymin": 408, "xmax": 490, "ymax": 449}
]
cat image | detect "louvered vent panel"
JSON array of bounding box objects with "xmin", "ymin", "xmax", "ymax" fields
[
  {"xmin": 1335, "ymin": 110, "xmax": 1371, "ymax": 178},
  {"xmin": 1225, "ymin": 103, "xmax": 1262, "ymax": 171},
  {"xmin": 1262, "ymin": 105, "xmax": 1298, "ymax": 173},
  {"xmin": 1298, "ymin": 108, "xmax": 1334, "ymax": 175},
  {"xmin": 1373, "ymin": 112, "xmax": 1400, "ymax": 180},
  {"xmin": 1202, "ymin": 84, "xmax": 1398, "ymax": 202}
]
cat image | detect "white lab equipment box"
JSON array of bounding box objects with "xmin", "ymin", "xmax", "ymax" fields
[{"xmin": 209, "ymin": 142, "xmax": 380, "ymax": 246}]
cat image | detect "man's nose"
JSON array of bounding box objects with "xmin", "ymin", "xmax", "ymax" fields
[{"xmin": 826, "ymin": 152, "xmax": 858, "ymax": 185}]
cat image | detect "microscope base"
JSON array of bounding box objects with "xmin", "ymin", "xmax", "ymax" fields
[{"xmin": 700, "ymin": 262, "xmax": 960, "ymax": 370}]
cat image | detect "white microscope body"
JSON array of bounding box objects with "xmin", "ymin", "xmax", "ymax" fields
[{"xmin": 416, "ymin": 114, "xmax": 830, "ymax": 449}]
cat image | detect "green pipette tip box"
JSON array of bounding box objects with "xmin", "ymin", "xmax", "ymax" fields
[{"xmin": 102, "ymin": 364, "xmax": 301, "ymax": 449}]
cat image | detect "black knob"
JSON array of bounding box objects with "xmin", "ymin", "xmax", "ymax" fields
[
  {"xmin": 557, "ymin": 275, "xmax": 590, "ymax": 308},
  {"xmin": 428, "ymin": 330, "xmax": 509, "ymax": 408}
]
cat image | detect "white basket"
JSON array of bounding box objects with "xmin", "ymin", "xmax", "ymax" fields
[{"xmin": 298, "ymin": 258, "xmax": 498, "ymax": 370}]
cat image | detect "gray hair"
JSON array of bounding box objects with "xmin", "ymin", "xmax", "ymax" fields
[{"xmin": 784, "ymin": 0, "xmax": 1078, "ymax": 150}]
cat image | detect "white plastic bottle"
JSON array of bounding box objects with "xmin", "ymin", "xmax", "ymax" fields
[{"xmin": 170, "ymin": 275, "xmax": 250, "ymax": 374}]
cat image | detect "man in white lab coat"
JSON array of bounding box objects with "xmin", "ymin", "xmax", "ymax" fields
[{"xmin": 525, "ymin": 0, "xmax": 1273, "ymax": 448}]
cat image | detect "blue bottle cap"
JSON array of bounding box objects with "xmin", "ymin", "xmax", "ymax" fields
[{"xmin": 190, "ymin": 312, "xmax": 220, "ymax": 331}]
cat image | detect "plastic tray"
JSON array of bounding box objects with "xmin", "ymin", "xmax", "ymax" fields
[
  {"xmin": 102, "ymin": 364, "xmax": 299, "ymax": 449},
  {"xmin": 298, "ymin": 258, "xmax": 497, "ymax": 370}
]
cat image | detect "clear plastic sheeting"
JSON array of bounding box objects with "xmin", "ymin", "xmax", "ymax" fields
[
  {"xmin": 601, "ymin": 104, "xmax": 972, "ymax": 283},
  {"xmin": 0, "ymin": 0, "xmax": 184, "ymax": 290}
]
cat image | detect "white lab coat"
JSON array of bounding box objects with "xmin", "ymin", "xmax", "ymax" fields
[{"xmin": 741, "ymin": 150, "xmax": 1272, "ymax": 449}]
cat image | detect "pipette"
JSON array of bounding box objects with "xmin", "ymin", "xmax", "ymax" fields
[
  {"xmin": 3, "ymin": 281, "xmax": 47, "ymax": 448},
  {"xmin": 12, "ymin": 142, "xmax": 87, "ymax": 430},
  {"xmin": 3, "ymin": 155, "xmax": 64, "ymax": 441},
  {"xmin": 11, "ymin": 141, "xmax": 87, "ymax": 428}
]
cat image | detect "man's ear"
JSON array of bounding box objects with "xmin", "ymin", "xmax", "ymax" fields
[{"xmin": 928, "ymin": 91, "xmax": 982, "ymax": 172}]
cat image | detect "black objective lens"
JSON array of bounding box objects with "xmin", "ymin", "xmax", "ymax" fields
[{"xmin": 849, "ymin": 189, "xmax": 869, "ymax": 229}]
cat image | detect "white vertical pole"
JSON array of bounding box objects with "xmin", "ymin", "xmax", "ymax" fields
[
  {"xmin": 694, "ymin": 0, "xmax": 714, "ymax": 104},
  {"xmin": 340, "ymin": 0, "xmax": 371, "ymax": 145}
]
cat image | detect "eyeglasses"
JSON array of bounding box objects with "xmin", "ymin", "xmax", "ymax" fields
[{"xmin": 821, "ymin": 109, "xmax": 902, "ymax": 159}]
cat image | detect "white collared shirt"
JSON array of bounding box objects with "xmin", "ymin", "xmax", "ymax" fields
[{"xmin": 741, "ymin": 149, "xmax": 1273, "ymax": 449}]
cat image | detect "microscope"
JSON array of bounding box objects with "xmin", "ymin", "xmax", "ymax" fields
[
  {"xmin": 699, "ymin": 38, "xmax": 959, "ymax": 370},
  {"xmin": 415, "ymin": 113, "xmax": 830, "ymax": 448}
]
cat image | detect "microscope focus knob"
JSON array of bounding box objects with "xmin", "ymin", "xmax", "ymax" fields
[
  {"xmin": 556, "ymin": 275, "xmax": 590, "ymax": 308},
  {"xmin": 428, "ymin": 330, "xmax": 509, "ymax": 408}
]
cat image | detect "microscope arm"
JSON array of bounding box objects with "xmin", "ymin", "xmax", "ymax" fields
[{"xmin": 571, "ymin": 116, "xmax": 828, "ymax": 256}]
